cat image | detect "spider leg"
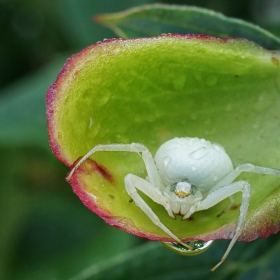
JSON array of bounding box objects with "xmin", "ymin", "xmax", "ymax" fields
[
  {"xmin": 67, "ymin": 143, "xmax": 163, "ymax": 190},
  {"xmin": 125, "ymin": 174, "xmax": 193, "ymax": 250},
  {"xmin": 188, "ymin": 180, "xmax": 251, "ymax": 271},
  {"xmin": 211, "ymin": 163, "xmax": 280, "ymax": 192}
]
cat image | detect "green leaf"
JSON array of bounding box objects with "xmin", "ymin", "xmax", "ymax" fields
[
  {"xmin": 47, "ymin": 35, "xmax": 280, "ymax": 244},
  {"xmin": 95, "ymin": 4, "xmax": 280, "ymax": 49}
]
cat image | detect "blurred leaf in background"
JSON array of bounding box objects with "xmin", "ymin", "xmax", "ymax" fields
[
  {"xmin": 1, "ymin": 0, "xmax": 280, "ymax": 279},
  {"xmin": 95, "ymin": 4, "xmax": 280, "ymax": 48}
]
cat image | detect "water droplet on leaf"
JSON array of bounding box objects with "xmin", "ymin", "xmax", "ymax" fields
[
  {"xmin": 206, "ymin": 75, "xmax": 218, "ymax": 86},
  {"xmin": 162, "ymin": 240, "xmax": 213, "ymax": 256},
  {"xmin": 225, "ymin": 104, "xmax": 232, "ymax": 111},
  {"xmin": 172, "ymin": 75, "xmax": 186, "ymax": 90}
]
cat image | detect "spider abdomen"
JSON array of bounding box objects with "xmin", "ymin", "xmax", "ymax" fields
[{"xmin": 154, "ymin": 137, "xmax": 233, "ymax": 192}]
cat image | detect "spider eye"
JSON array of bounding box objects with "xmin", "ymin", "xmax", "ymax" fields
[
  {"xmin": 174, "ymin": 190, "xmax": 190, "ymax": 198},
  {"xmin": 171, "ymin": 181, "xmax": 195, "ymax": 198}
]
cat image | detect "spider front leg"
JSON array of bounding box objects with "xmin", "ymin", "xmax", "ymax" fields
[
  {"xmin": 67, "ymin": 143, "xmax": 163, "ymax": 191},
  {"xmin": 66, "ymin": 143, "xmax": 192, "ymax": 250},
  {"xmin": 188, "ymin": 180, "xmax": 252, "ymax": 272},
  {"xmin": 125, "ymin": 174, "xmax": 193, "ymax": 250}
]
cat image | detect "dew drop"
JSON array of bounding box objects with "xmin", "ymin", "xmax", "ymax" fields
[
  {"xmin": 194, "ymin": 72, "xmax": 202, "ymax": 82},
  {"xmin": 187, "ymin": 138, "xmax": 196, "ymax": 146},
  {"xmin": 189, "ymin": 147, "xmax": 208, "ymax": 160},
  {"xmin": 204, "ymin": 119, "xmax": 212, "ymax": 125},
  {"xmin": 97, "ymin": 89, "xmax": 111, "ymax": 106},
  {"xmin": 254, "ymin": 92, "xmax": 272, "ymax": 111},
  {"xmin": 114, "ymin": 134, "xmax": 129, "ymax": 143},
  {"xmin": 271, "ymin": 56, "xmax": 279, "ymax": 66},
  {"xmin": 162, "ymin": 240, "xmax": 213, "ymax": 256},
  {"xmin": 164, "ymin": 156, "xmax": 171, "ymax": 166},
  {"xmin": 134, "ymin": 114, "xmax": 142, "ymax": 123},
  {"xmin": 172, "ymin": 75, "xmax": 186, "ymax": 90},
  {"xmin": 213, "ymin": 144, "xmax": 222, "ymax": 152},
  {"xmin": 88, "ymin": 116, "xmax": 93, "ymax": 129},
  {"xmin": 191, "ymin": 165, "xmax": 197, "ymax": 171},
  {"xmin": 190, "ymin": 113, "xmax": 198, "ymax": 121},
  {"xmin": 206, "ymin": 75, "xmax": 218, "ymax": 86},
  {"xmin": 253, "ymin": 123, "xmax": 260, "ymax": 129},
  {"xmin": 225, "ymin": 104, "xmax": 232, "ymax": 111},
  {"xmin": 87, "ymin": 119, "xmax": 100, "ymax": 138}
]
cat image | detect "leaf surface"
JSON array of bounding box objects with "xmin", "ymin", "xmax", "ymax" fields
[{"xmin": 47, "ymin": 35, "xmax": 280, "ymax": 242}]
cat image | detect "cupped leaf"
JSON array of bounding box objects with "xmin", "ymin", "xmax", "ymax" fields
[
  {"xmin": 95, "ymin": 4, "xmax": 280, "ymax": 50},
  {"xmin": 47, "ymin": 35, "xmax": 280, "ymax": 242}
]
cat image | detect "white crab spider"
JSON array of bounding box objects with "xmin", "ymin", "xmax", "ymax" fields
[{"xmin": 67, "ymin": 137, "xmax": 280, "ymax": 271}]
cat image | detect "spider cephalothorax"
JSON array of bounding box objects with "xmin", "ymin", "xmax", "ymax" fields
[{"xmin": 164, "ymin": 180, "xmax": 203, "ymax": 217}]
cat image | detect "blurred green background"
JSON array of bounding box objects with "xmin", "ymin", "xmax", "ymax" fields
[{"xmin": 1, "ymin": 0, "xmax": 280, "ymax": 279}]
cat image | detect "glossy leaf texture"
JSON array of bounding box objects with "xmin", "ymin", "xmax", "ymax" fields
[
  {"xmin": 95, "ymin": 4, "xmax": 280, "ymax": 50},
  {"xmin": 47, "ymin": 35, "xmax": 280, "ymax": 243}
]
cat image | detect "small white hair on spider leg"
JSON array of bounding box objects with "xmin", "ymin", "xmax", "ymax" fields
[{"xmin": 154, "ymin": 137, "xmax": 233, "ymax": 192}]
